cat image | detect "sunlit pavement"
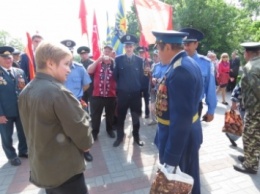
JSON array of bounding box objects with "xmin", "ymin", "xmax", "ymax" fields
[{"xmin": 0, "ymin": 92, "xmax": 259, "ymax": 194}]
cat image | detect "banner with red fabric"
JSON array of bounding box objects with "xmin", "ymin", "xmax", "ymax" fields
[
  {"xmin": 92, "ymin": 11, "xmax": 101, "ymax": 60},
  {"xmin": 25, "ymin": 32, "xmax": 35, "ymax": 80},
  {"xmin": 79, "ymin": 0, "xmax": 88, "ymax": 36},
  {"xmin": 134, "ymin": 0, "xmax": 173, "ymax": 44},
  {"xmin": 139, "ymin": 32, "xmax": 150, "ymax": 58}
]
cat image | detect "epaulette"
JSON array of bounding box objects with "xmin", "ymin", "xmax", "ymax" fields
[{"xmin": 198, "ymin": 54, "xmax": 211, "ymax": 62}]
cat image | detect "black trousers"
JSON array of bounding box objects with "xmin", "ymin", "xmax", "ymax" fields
[
  {"xmin": 116, "ymin": 91, "xmax": 141, "ymax": 140},
  {"xmin": 141, "ymin": 88, "xmax": 150, "ymax": 116},
  {"xmin": 227, "ymin": 75, "xmax": 237, "ymax": 92},
  {"xmin": 45, "ymin": 173, "xmax": 88, "ymax": 194},
  {"xmin": 90, "ymin": 96, "xmax": 116, "ymax": 136}
]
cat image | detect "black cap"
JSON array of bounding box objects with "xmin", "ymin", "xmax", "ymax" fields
[
  {"xmin": 180, "ymin": 28, "xmax": 204, "ymax": 42},
  {"xmin": 0, "ymin": 46, "xmax": 14, "ymax": 58},
  {"xmin": 136, "ymin": 46, "xmax": 148, "ymax": 52},
  {"xmin": 60, "ymin": 40, "xmax": 76, "ymax": 51},
  {"xmin": 120, "ymin": 34, "xmax": 138, "ymax": 45},
  {"xmin": 77, "ymin": 46, "xmax": 90, "ymax": 54},
  {"xmin": 240, "ymin": 42, "xmax": 260, "ymax": 52}
]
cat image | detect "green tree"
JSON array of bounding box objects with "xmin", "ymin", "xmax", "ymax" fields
[
  {"xmin": 126, "ymin": 0, "xmax": 258, "ymax": 58},
  {"xmin": 126, "ymin": 3, "xmax": 140, "ymax": 38},
  {"xmin": 165, "ymin": 0, "xmax": 252, "ymax": 56},
  {"xmin": 239, "ymin": 0, "xmax": 260, "ymax": 20},
  {"xmin": 0, "ymin": 30, "xmax": 25, "ymax": 51}
]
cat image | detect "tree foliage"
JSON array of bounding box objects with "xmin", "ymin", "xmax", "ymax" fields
[
  {"xmin": 0, "ymin": 30, "xmax": 25, "ymax": 51},
  {"xmin": 126, "ymin": 0, "xmax": 259, "ymax": 58},
  {"xmin": 239, "ymin": 0, "xmax": 260, "ymax": 20}
]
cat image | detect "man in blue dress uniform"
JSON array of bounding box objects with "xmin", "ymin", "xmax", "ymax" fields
[
  {"xmin": 61, "ymin": 40, "xmax": 93, "ymax": 162},
  {"xmin": 180, "ymin": 28, "xmax": 217, "ymax": 122},
  {"xmin": 113, "ymin": 34, "xmax": 144, "ymax": 147},
  {"xmin": 0, "ymin": 46, "xmax": 28, "ymax": 166},
  {"xmin": 152, "ymin": 30, "xmax": 203, "ymax": 194}
]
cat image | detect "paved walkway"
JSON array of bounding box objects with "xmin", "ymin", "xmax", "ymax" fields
[{"xmin": 0, "ymin": 93, "xmax": 260, "ymax": 194}]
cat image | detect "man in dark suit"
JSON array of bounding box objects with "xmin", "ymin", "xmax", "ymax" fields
[
  {"xmin": 227, "ymin": 51, "xmax": 240, "ymax": 92},
  {"xmin": 113, "ymin": 34, "xmax": 144, "ymax": 147},
  {"xmin": 20, "ymin": 34, "xmax": 43, "ymax": 81},
  {"xmin": 0, "ymin": 46, "xmax": 28, "ymax": 166}
]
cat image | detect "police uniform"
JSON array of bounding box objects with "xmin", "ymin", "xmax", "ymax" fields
[
  {"xmin": 64, "ymin": 62, "xmax": 91, "ymax": 100},
  {"xmin": 180, "ymin": 28, "xmax": 217, "ymax": 117},
  {"xmin": 61, "ymin": 40, "xmax": 93, "ymax": 162},
  {"xmin": 77, "ymin": 46, "xmax": 94, "ymax": 104},
  {"xmin": 0, "ymin": 46, "xmax": 28, "ymax": 166},
  {"xmin": 113, "ymin": 34, "xmax": 144, "ymax": 147},
  {"xmin": 233, "ymin": 42, "xmax": 260, "ymax": 174},
  {"xmin": 152, "ymin": 31, "xmax": 203, "ymax": 194}
]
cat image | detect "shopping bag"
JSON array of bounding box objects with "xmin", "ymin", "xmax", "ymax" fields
[
  {"xmin": 150, "ymin": 163, "xmax": 194, "ymax": 194},
  {"xmin": 222, "ymin": 110, "xmax": 243, "ymax": 136}
]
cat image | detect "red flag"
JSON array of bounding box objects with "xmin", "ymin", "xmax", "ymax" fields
[
  {"xmin": 139, "ymin": 32, "xmax": 150, "ymax": 58},
  {"xmin": 92, "ymin": 11, "xmax": 101, "ymax": 60},
  {"xmin": 134, "ymin": 0, "xmax": 173, "ymax": 44},
  {"xmin": 25, "ymin": 32, "xmax": 35, "ymax": 80},
  {"xmin": 79, "ymin": 0, "xmax": 88, "ymax": 36}
]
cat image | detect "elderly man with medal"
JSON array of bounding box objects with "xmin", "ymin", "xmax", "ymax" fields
[
  {"xmin": 152, "ymin": 30, "xmax": 203, "ymax": 194},
  {"xmin": 0, "ymin": 46, "xmax": 28, "ymax": 166}
]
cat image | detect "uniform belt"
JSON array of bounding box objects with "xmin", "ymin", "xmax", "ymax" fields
[{"xmin": 157, "ymin": 113, "xmax": 199, "ymax": 126}]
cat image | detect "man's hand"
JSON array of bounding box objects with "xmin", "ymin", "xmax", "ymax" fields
[
  {"xmin": 0, "ymin": 116, "xmax": 8, "ymax": 124},
  {"xmin": 202, "ymin": 113, "xmax": 214, "ymax": 122}
]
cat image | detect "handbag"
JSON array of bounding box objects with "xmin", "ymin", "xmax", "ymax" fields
[
  {"xmin": 222, "ymin": 109, "xmax": 243, "ymax": 136},
  {"xmin": 150, "ymin": 163, "xmax": 194, "ymax": 194}
]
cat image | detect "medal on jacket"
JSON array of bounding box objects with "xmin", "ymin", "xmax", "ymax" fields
[
  {"xmin": 0, "ymin": 76, "xmax": 7, "ymax": 85},
  {"xmin": 17, "ymin": 75, "xmax": 25, "ymax": 90},
  {"xmin": 155, "ymin": 76, "xmax": 168, "ymax": 117},
  {"xmin": 0, "ymin": 71, "xmax": 7, "ymax": 85}
]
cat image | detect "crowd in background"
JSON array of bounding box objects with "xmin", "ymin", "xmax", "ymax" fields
[{"xmin": 0, "ymin": 30, "xmax": 259, "ymax": 194}]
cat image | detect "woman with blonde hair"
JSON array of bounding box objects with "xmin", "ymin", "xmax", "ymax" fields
[{"xmin": 216, "ymin": 53, "xmax": 230, "ymax": 105}]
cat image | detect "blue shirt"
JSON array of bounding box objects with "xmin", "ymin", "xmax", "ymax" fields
[
  {"xmin": 191, "ymin": 51, "xmax": 217, "ymax": 115},
  {"xmin": 64, "ymin": 62, "xmax": 91, "ymax": 100},
  {"xmin": 152, "ymin": 62, "xmax": 170, "ymax": 79}
]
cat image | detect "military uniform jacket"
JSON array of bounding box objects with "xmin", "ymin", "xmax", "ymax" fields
[
  {"xmin": 191, "ymin": 52, "xmax": 216, "ymax": 114},
  {"xmin": 154, "ymin": 51, "xmax": 203, "ymax": 166},
  {"xmin": 113, "ymin": 54, "xmax": 143, "ymax": 93},
  {"xmin": 241, "ymin": 56, "xmax": 260, "ymax": 113},
  {"xmin": 0, "ymin": 66, "xmax": 26, "ymax": 117}
]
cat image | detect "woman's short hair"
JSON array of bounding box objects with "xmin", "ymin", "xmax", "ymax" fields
[{"xmin": 35, "ymin": 41, "xmax": 72, "ymax": 70}]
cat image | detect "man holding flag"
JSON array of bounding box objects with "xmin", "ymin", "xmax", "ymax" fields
[{"xmin": 20, "ymin": 34, "xmax": 43, "ymax": 81}]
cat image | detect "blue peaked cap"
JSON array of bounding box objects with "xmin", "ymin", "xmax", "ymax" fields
[{"xmin": 152, "ymin": 30, "xmax": 189, "ymax": 44}]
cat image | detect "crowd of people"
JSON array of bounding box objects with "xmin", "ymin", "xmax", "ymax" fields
[{"xmin": 0, "ymin": 28, "xmax": 259, "ymax": 194}]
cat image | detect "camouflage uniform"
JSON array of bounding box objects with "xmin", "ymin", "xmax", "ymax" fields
[{"xmin": 241, "ymin": 56, "xmax": 260, "ymax": 171}]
